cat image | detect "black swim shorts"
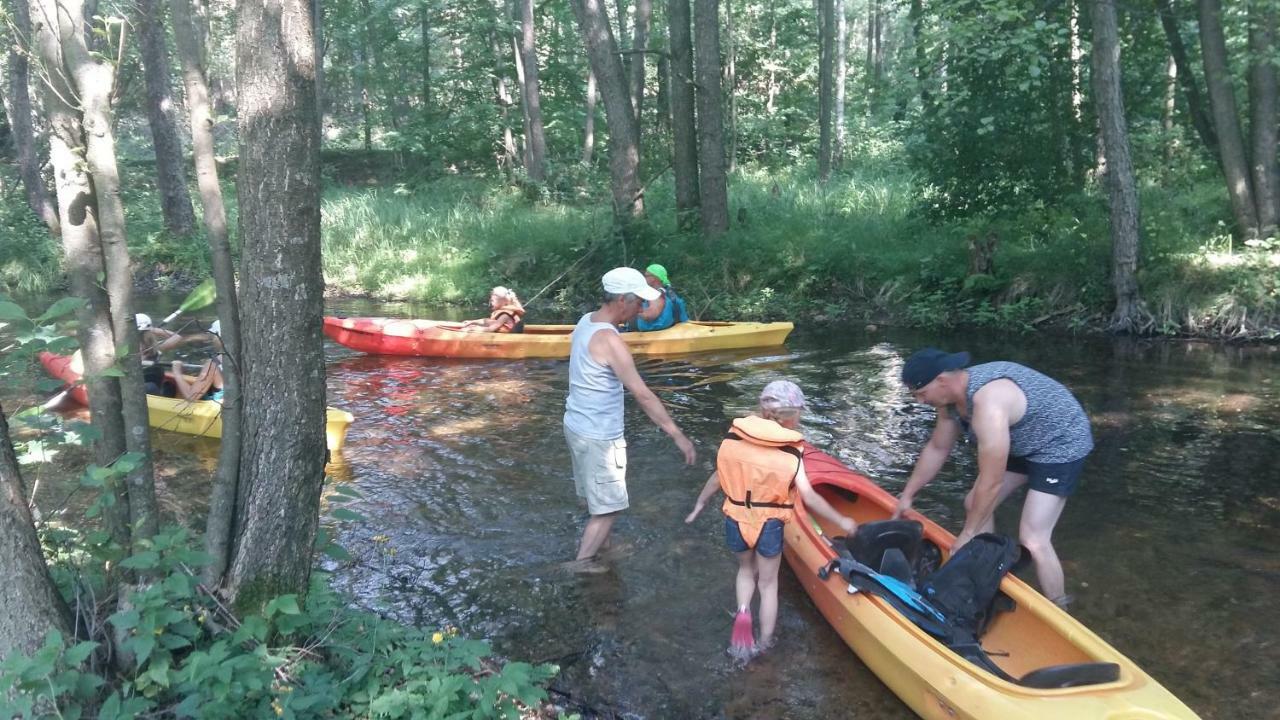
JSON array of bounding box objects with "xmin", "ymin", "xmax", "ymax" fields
[{"xmin": 1005, "ymin": 455, "xmax": 1087, "ymax": 497}]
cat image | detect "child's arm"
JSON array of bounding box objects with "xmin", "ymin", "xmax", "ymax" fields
[
  {"xmin": 794, "ymin": 464, "xmax": 856, "ymax": 535},
  {"xmin": 685, "ymin": 471, "xmax": 721, "ymax": 524}
]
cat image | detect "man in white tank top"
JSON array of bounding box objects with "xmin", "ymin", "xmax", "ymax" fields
[{"xmin": 565, "ymin": 267, "xmax": 697, "ymax": 562}]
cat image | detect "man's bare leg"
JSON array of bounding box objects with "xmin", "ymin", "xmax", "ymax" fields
[
  {"xmin": 1019, "ymin": 489, "xmax": 1069, "ymax": 601},
  {"xmin": 577, "ymin": 512, "xmax": 618, "ymax": 560}
]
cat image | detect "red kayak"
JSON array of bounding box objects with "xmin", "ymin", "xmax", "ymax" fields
[{"xmin": 38, "ymin": 351, "xmax": 90, "ymax": 406}]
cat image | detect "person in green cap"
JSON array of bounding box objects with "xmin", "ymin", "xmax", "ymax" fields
[{"xmin": 633, "ymin": 263, "xmax": 689, "ymax": 331}]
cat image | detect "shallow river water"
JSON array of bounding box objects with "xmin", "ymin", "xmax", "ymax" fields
[{"xmin": 14, "ymin": 298, "xmax": 1280, "ymax": 719}]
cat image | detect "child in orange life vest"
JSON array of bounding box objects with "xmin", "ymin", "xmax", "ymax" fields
[{"xmin": 686, "ymin": 380, "xmax": 857, "ymax": 658}]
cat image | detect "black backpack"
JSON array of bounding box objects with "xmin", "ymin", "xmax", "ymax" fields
[{"xmin": 919, "ymin": 532, "xmax": 1021, "ymax": 639}]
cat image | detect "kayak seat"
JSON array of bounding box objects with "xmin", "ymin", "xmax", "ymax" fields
[
  {"xmin": 879, "ymin": 548, "xmax": 914, "ymax": 585},
  {"xmin": 1019, "ymin": 662, "xmax": 1121, "ymax": 689},
  {"xmin": 844, "ymin": 520, "xmax": 924, "ymax": 583}
]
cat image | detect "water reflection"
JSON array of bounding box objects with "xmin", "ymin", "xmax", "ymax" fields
[{"xmin": 8, "ymin": 307, "xmax": 1277, "ymax": 718}]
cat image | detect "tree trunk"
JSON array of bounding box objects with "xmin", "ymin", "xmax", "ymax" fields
[
  {"xmin": 583, "ymin": 69, "xmax": 598, "ymax": 164},
  {"xmin": 817, "ymin": 0, "xmax": 834, "ymax": 181},
  {"xmin": 59, "ymin": 0, "xmax": 161, "ymax": 544},
  {"xmin": 722, "ymin": 0, "xmax": 736, "ymax": 172},
  {"xmin": 669, "ymin": 0, "xmax": 699, "ymax": 229},
  {"xmin": 0, "ymin": 404, "xmax": 72, "ymax": 659},
  {"xmin": 694, "ymin": 0, "xmax": 728, "ymax": 235},
  {"xmin": 358, "ymin": 0, "xmax": 372, "ymax": 150},
  {"xmin": 136, "ymin": 0, "xmax": 197, "ymax": 236},
  {"xmin": 4, "ymin": 0, "xmax": 59, "ymax": 234},
  {"xmin": 171, "ymin": 0, "xmax": 242, "ymax": 585},
  {"xmin": 865, "ymin": 0, "xmax": 874, "ymax": 103},
  {"xmin": 228, "ymin": 0, "xmax": 327, "ymax": 612},
  {"xmin": 31, "ymin": 0, "xmax": 132, "ymax": 551},
  {"xmin": 1164, "ymin": 55, "xmax": 1178, "ymax": 162},
  {"xmin": 421, "ymin": 1, "xmax": 430, "ymax": 119},
  {"xmin": 630, "ymin": 0, "xmax": 652, "ymax": 155},
  {"xmin": 766, "ymin": 0, "xmax": 778, "ymax": 115},
  {"xmin": 909, "ymin": 0, "xmax": 930, "ymax": 114},
  {"xmin": 1153, "ymin": 0, "xmax": 1218, "ymax": 159},
  {"xmin": 489, "ymin": 0, "xmax": 519, "ymax": 173},
  {"xmin": 1090, "ymin": 0, "xmax": 1144, "ymax": 333},
  {"xmin": 834, "ymin": 0, "xmax": 847, "ymax": 164},
  {"xmin": 1199, "ymin": 0, "xmax": 1260, "ymax": 239},
  {"xmin": 518, "ymin": 0, "xmax": 548, "ymax": 180},
  {"xmin": 1248, "ymin": 0, "xmax": 1278, "ymax": 236},
  {"xmin": 313, "ymin": 0, "xmax": 325, "ymax": 120},
  {"xmin": 655, "ymin": 51, "xmax": 670, "ymax": 130},
  {"xmin": 571, "ymin": 0, "xmax": 644, "ymax": 218}
]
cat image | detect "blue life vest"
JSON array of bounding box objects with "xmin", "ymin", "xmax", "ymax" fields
[{"xmin": 635, "ymin": 287, "xmax": 689, "ymax": 331}]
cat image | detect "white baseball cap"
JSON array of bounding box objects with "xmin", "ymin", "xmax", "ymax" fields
[
  {"xmin": 602, "ymin": 267, "xmax": 661, "ymax": 301},
  {"xmin": 208, "ymin": 320, "xmax": 221, "ymax": 335},
  {"xmin": 135, "ymin": 313, "xmax": 153, "ymax": 330}
]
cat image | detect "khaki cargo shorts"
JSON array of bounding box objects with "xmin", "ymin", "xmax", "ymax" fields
[{"xmin": 564, "ymin": 424, "xmax": 629, "ymax": 515}]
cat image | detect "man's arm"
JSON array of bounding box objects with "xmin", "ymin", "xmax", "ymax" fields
[
  {"xmin": 598, "ymin": 332, "xmax": 696, "ymax": 464},
  {"xmin": 956, "ymin": 398, "xmax": 1011, "ymax": 544},
  {"xmin": 892, "ymin": 412, "xmax": 961, "ymax": 518}
]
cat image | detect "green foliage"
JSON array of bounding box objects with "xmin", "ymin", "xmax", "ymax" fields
[{"xmin": 0, "ymin": 527, "xmax": 559, "ymax": 719}]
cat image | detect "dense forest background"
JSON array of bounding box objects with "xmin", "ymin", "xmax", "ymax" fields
[{"xmin": 2, "ymin": 0, "xmax": 1279, "ymax": 337}]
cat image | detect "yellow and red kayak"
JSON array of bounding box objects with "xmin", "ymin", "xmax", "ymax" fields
[
  {"xmin": 322, "ymin": 316, "xmax": 794, "ymax": 358},
  {"xmin": 38, "ymin": 352, "xmax": 353, "ymax": 452},
  {"xmin": 786, "ymin": 445, "xmax": 1200, "ymax": 719}
]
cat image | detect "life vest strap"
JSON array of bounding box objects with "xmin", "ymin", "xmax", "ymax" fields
[{"xmin": 725, "ymin": 490, "xmax": 794, "ymax": 510}]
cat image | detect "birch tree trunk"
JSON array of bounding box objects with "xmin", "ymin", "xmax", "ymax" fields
[
  {"xmin": 817, "ymin": 0, "xmax": 834, "ymax": 181},
  {"xmin": 4, "ymin": 0, "xmax": 59, "ymax": 234},
  {"xmin": 571, "ymin": 0, "xmax": 644, "ymax": 219},
  {"xmin": 694, "ymin": 0, "xmax": 728, "ymax": 235},
  {"xmin": 669, "ymin": 0, "xmax": 699, "ymax": 229},
  {"xmin": 136, "ymin": 0, "xmax": 197, "ymax": 236},
  {"xmin": 583, "ymin": 69, "xmax": 598, "ymax": 164},
  {"xmin": 171, "ymin": 0, "xmax": 243, "ymax": 585},
  {"xmin": 1091, "ymin": 0, "xmax": 1145, "ymax": 332},
  {"xmin": 518, "ymin": 0, "xmax": 548, "ymax": 180},
  {"xmin": 0, "ymin": 404, "xmax": 72, "ymax": 658},
  {"xmin": 1199, "ymin": 0, "xmax": 1260, "ymax": 239},
  {"xmin": 227, "ymin": 0, "xmax": 327, "ymax": 612},
  {"xmin": 1248, "ymin": 0, "xmax": 1278, "ymax": 236},
  {"xmin": 834, "ymin": 0, "xmax": 847, "ymax": 165}
]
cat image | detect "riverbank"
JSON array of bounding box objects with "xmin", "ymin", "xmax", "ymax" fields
[{"xmin": 3, "ymin": 150, "xmax": 1277, "ymax": 340}]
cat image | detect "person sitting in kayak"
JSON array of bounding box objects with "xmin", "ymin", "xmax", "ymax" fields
[
  {"xmin": 686, "ymin": 380, "xmax": 857, "ymax": 659},
  {"xmin": 632, "ymin": 264, "xmax": 688, "ymax": 332},
  {"xmin": 172, "ymin": 320, "xmax": 225, "ymax": 402},
  {"xmin": 460, "ymin": 286, "xmax": 525, "ymax": 333}
]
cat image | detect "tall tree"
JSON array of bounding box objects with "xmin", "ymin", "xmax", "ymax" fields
[
  {"xmin": 31, "ymin": 0, "xmax": 132, "ymax": 552},
  {"xmin": 421, "ymin": 1, "xmax": 431, "ymax": 119},
  {"xmin": 669, "ymin": 0, "xmax": 699, "ymax": 229},
  {"xmin": 1248, "ymin": 0, "xmax": 1278, "ymax": 236},
  {"xmin": 1091, "ymin": 0, "xmax": 1144, "ymax": 332},
  {"xmin": 227, "ymin": 0, "xmax": 327, "ymax": 611},
  {"xmin": 4, "ymin": 0, "xmax": 59, "ymax": 234},
  {"xmin": 908, "ymin": 0, "xmax": 930, "ymax": 116},
  {"xmin": 834, "ymin": 0, "xmax": 847, "ymax": 164},
  {"xmin": 583, "ymin": 69, "xmax": 598, "ymax": 164},
  {"xmin": 694, "ymin": 0, "xmax": 728, "ymax": 235},
  {"xmin": 629, "ymin": 0, "xmax": 652, "ymax": 130},
  {"xmin": 0, "ymin": 404, "xmax": 72, "ymax": 658},
  {"xmin": 817, "ymin": 0, "xmax": 834, "ymax": 181},
  {"xmin": 171, "ymin": 0, "xmax": 243, "ymax": 584},
  {"xmin": 1153, "ymin": 0, "xmax": 1218, "ymax": 158},
  {"xmin": 1200, "ymin": 0, "xmax": 1260, "ymax": 239},
  {"xmin": 517, "ymin": 0, "xmax": 548, "ymax": 180},
  {"xmin": 59, "ymin": 0, "xmax": 160, "ymax": 541},
  {"xmin": 723, "ymin": 0, "xmax": 736, "ymax": 171},
  {"xmin": 136, "ymin": 0, "xmax": 198, "ymax": 236},
  {"xmin": 572, "ymin": 0, "xmax": 644, "ymax": 218}
]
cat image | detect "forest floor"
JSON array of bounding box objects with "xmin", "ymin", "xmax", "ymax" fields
[{"xmin": 3, "ymin": 149, "xmax": 1277, "ymax": 340}]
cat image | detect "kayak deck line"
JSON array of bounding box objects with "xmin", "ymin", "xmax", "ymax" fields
[{"xmin": 322, "ymin": 316, "xmax": 794, "ymax": 358}]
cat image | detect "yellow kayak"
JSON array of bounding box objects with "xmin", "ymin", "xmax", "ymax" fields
[
  {"xmin": 147, "ymin": 395, "xmax": 354, "ymax": 453},
  {"xmin": 323, "ymin": 317, "xmax": 795, "ymax": 358},
  {"xmin": 787, "ymin": 446, "xmax": 1201, "ymax": 719}
]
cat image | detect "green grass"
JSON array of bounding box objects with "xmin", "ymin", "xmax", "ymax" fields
[{"xmin": 3, "ymin": 148, "xmax": 1277, "ymax": 338}]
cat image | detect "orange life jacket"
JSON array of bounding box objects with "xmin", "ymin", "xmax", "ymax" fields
[
  {"xmin": 718, "ymin": 415, "xmax": 805, "ymax": 549},
  {"xmin": 489, "ymin": 303, "xmax": 525, "ymax": 333}
]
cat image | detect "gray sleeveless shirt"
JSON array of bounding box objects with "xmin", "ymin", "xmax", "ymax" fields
[
  {"xmin": 952, "ymin": 361, "xmax": 1093, "ymax": 463},
  {"xmin": 564, "ymin": 313, "xmax": 624, "ymax": 440}
]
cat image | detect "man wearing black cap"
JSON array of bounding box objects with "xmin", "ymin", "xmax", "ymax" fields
[{"xmin": 893, "ymin": 349, "xmax": 1093, "ymax": 607}]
